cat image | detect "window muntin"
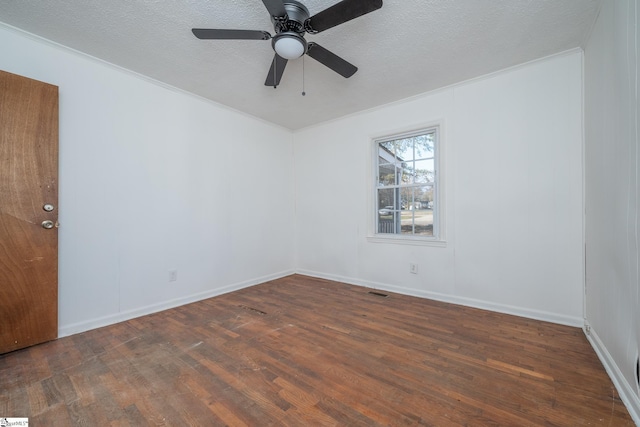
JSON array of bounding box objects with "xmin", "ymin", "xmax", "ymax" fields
[{"xmin": 375, "ymin": 128, "xmax": 438, "ymax": 239}]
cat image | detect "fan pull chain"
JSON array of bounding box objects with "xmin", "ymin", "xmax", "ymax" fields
[{"xmin": 302, "ymin": 55, "xmax": 306, "ymax": 96}]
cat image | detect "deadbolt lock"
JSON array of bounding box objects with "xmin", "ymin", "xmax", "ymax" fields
[
  {"xmin": 43, "ymin": 204, "xmax": 55, "ymax": 212},
  {"xmin": 41, "ymin": 220, "xmax": 55, "ymax": 229}
]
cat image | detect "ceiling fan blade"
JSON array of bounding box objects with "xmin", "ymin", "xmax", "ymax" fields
[
  {"xmin": 306, "ymin": 43, "xmax": 357, "ymax": 78},
  {"xmin": 305, "ymin": 0, "xmax": 382, "ymax": 33},
  {"xmin": 264, "ymin": 54, "xmax": 288, "ymax": 87},
  {"xmin": 262, "ymin": 0, "xmax": 287, "ymax": 17},
  {"xmin": 192, "ymin": 29, "xmax": 271, "ymax": 40}
]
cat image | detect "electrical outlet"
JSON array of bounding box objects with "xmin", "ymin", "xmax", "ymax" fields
[
  {"xmin": 409, "ymin": 263, "xmax": 418, "ymax": 274},
  {"xmin": 168, "ymin": 269, "xmax": 178, "ymax": 282}
]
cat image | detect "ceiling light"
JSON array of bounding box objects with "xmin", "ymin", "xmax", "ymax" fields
[{"xmin": 273, "ymin": 32, "xmax": 306, "ymax": 60}]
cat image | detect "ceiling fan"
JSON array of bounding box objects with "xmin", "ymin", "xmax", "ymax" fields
[{"xmin": 192, "ymin": 0, "xmax": 383, "ymax": 88}]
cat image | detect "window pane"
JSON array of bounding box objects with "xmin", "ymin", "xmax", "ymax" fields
[
  {"xmin": 378, "ymin": 145, "xmax": 395, "ymax": 164},
  {"xmin": 378, "ymin": 212, "xmax": 396, "ymax": 234},
  {"xmin": 399, "ymin": 187, "xmax": 413, "ymax": 210},
  {"xmin": 400, "ymin": 208, "xmax": 415, "ymax": 235},
  {"xmin": 414, "ymin": 159, "xmax": 434, "ymax": 184},
  {"xmin": 417, "ymin": 185, "xmax": 434, "ymax": 210},
  {"xmin": 398, "ymin": 162, "xmax": 412, "ymax": 184},
  {"xmin": 396, "ymin": 139, "xmax": 414, "ymax": 162},
  {"xmin": 377, "ymin": 188, "xmax": 395, "ymax": 210},
  {"xmin": 412, "ymin": 206, "xmax": 433, "ymax": 236},
  {"xmin": 378, "ymin": 162, "xmax": 396, "ymax": 186},
  {"xmin": 380, "ymin": 141, "xmax": 395, "ymax": 156},
  {"xmin": 378, "ymin": 187, "xmax": 399, "ymax": 234},
  {"xmin": 415, "ymin": 133, "xmax": 434, "ymax": 159}
]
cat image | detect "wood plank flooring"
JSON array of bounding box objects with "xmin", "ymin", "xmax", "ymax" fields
[{"xmin": 0, "ymin": 274, "xmax": 635, "ymax": 426}]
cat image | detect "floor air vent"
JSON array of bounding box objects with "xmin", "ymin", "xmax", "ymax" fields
[
  {"xmin": 238, "ymin": 305, "xmax": 266, "ymax": 315},
  {"xmin": 368, "ymin": 291, "xmax": 389, "ymax": 298}
]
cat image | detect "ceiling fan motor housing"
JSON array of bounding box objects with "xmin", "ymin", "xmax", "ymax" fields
[
  {"xmin": 271, "ymin": 1, "xmax": 310, "ymax": 57},
  {"xmin": 273, "ymin": 1, "xmax": 310, "ymax": 34}
]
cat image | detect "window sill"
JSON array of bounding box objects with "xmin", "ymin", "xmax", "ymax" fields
[{"xmin": 366, "ymin": 235, "xmax": 447, "ymax": 247}]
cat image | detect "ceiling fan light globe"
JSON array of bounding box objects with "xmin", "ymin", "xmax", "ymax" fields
[{"xmin": 274, "ymin": 35, "xmax": 305, "ymax": 59}]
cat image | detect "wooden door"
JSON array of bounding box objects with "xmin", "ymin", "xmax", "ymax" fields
[{"xmin": 0, "ymin": 70, "xmax": 59, "ymax": 354}]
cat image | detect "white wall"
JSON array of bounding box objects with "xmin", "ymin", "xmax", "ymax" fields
[
  {"xmin": 584, "ymin": 0, "xmax": 640, "ymax": 422},
  {"xmin": 294, "ymin": 51, "xmax": 584, "ymax": 326},
  {"xmin": 0, "ymin": 25, "xmax": 295, "ymax": 336}
]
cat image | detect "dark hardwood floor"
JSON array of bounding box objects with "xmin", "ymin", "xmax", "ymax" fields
[{"xmin": 0, "ymin": 274, "xmax": 635, "ymax": 426}]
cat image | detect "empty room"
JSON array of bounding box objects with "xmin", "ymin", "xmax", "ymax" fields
[{"xmin": 1, "ymin": 0, "xmax": 639, "ymax": 425}]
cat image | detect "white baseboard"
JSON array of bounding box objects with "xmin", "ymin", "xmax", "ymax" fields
[
  {"xmin": 295, "ymin": 269, "xmax": 584, "ymax": 327},
  {"xmin": 58, "ymin": 269, "xmax": 295, "ymax": 338},
  {"xmin": 584, "ymin": 322, "xmax": 640, "ymax": 426}
]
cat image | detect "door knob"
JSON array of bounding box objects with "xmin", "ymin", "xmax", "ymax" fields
[{"xmin": 41, "ymin": 220, "xmax": 55, "ymax": 229}]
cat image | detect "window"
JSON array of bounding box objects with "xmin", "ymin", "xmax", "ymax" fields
[{"xmin": 374, "ymin": 127, "xmax": 440, "ymax": 240}]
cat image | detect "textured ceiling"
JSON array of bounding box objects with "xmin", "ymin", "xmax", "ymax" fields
[{"xmin": 0, "ymin": 0, "xmax": 600, "ymax": 130}]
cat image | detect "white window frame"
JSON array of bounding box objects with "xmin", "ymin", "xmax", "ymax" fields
[{"xmin": 368, "ymin": 123, "xmax": 446, "ymax": 246}]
